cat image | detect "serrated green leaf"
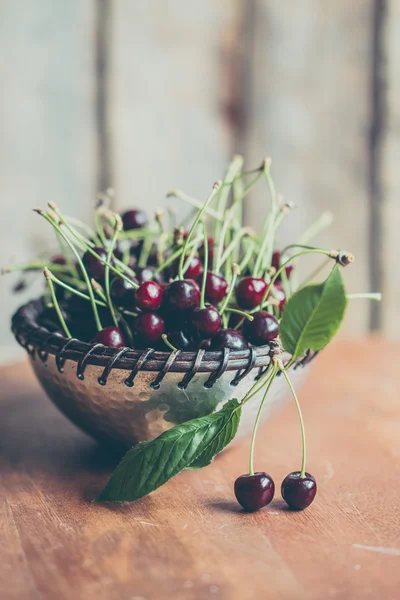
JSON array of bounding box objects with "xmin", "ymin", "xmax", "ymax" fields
[
  {"xmin": 96, "ymin": 399, "xmax": 241, "ymax": 502},
  {"xmin": 279, "ymin": 264, "xmax": 347, "ymax": 359}
]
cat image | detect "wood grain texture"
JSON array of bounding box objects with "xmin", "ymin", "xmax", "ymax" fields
[
  {"xmin": 110, "ymin": 0, "xmax": 243, "ymax": 217},
  {"xmin": 0, "ymin": 339, "xmax": 399, "ymax": 599},
  {"xmin": 0, "ymin": 0, "xmax": 96, "ymax": 362},
  {"xmin": 243, "ymin": 2, "xmax": 373, "ymax": 335}
]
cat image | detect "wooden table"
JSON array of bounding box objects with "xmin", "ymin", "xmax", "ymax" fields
[{"xmin": 0, "ymin": 339, "xmax": 399, "ymax": 600}]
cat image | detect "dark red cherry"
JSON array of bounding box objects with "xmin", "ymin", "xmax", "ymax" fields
[
  {"xmin": 199, "ymin": 236, "xmax": 222, "ymax": 265},
  {"xmin": 243, "ymin": 310, "xmax": 279, "ymax": 345},
  {"xmin": 184, "ymin": 256, "xmax": 203, "ymax": 280},
  {"xmin": 234, "ymin": 472, "xmax": 275, "ymax": 512},
  {"xmin": 163, "ymin": 329, "xmax": 195, "ymax": 351},
  {"xmin": 227, "ymin": 311, "xmax": 246, "ymax": 329},
  {"xmin": 191, "ymin": 306, "xmax": 221, "ymax": 337},
  {"xmin": 135, "ymin": 265, "xmax": 163, "ymax": 285},
  {"xmin": 272, "ymin": 250, "xmax": 294, "ymax": 280},
  {"xmin": 210, "ymin": 328, "xmax": 248, "ymax": 351},
  {"xmin": 133, "ymin": 312, "xmax": 165, "ymax": 345},
  {"xmin": 281, "ymin": 472, "xmax": 317, "ymax": 510},
  {"xmin": 82, "ymin": 247, "xmax": 108, "ymax": 281},
  {"xmin": 51, "ymin": 254, "xmax": 67, "ymax": 265},
  {"xmin": 196, "ymin": 272, "xmax": 228, "ymax": 305},
  {"xmin": 199, "ymin": 338, "xmax": 212, "ymax": 349},
  {"xmin": 135, "ymin": 281, "xmax": 163, "ymax": 312},
  {"xmin": 163, "ymin": 280, "xmax": 200, "ymax": 314},
  {"xmin": 94, "ymin": 326, "xmax": 126, "ymax": 348},
  {"xmin": 273, "ymin": 281, "xmax": 286, "ymax": 312},
  {"xmin": 235, "ymin": 276, "xmax": 268, "ymax": 310},
  {"xmin": 121, "ymin": 209, "xmax": 148, "ymax": 231},
  {"xmin": 110, "ymin": 276, "xmax": 137, "ymax": 308}
]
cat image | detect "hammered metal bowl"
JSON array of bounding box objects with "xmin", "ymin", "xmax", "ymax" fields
[{"xmin": 12, "ymin": 299, "xmax": 312, "ymax": 450}]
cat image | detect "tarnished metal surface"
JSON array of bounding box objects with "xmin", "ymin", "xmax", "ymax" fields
[{"xmin": 30, "ymin": 355, "xmax": 309, "ymax": 450}]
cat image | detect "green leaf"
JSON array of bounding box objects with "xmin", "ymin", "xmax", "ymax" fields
[
  {"xmin": 186, "ymin": 401, "xmax": 242, "ymax": 469},
  {"xmin": 96, "ymin": 399, "xmax": 241, "ymax": 502},
  {"xmin": 279, "ymin": 264, "xmax": 347, "ymax": 360}
]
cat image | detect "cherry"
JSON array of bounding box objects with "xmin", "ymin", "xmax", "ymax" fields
[
  {"xmin": 163, "ymin": 329, "xmax": 195, "ymax": 351},
  {"xmin": 51, "ymin": 254, "xmax": 67, "ymax": 265},
  {"xmin": 110, "ymin": 276, "xmax": 137, "ymax": 308},
  {"xmin": 82, "ymin": 247, "xmax": 108, "ymax": 281},
  {"xmin": 235, "ymin": 276, "xmax": 268, "ymax": 310},
  {"xmin": 135, "ymin": 266, "xmax": 163, "ymax": 285},
  {"xmin": 121, "ymin": 209, "xmax": 148, "ymax": 231},
  {"xmin": 228, "ymin": 311, "xmax": 245, "ymax": 329},
  {"xmin": 273, "ymin": 281, "xmax": 286, "ymax": 312},
  {"xmin": 166, "ymin": 254, "xmax": 202, "ymax": 281},
  {"xmin": 135, "ymin": 281, "xmax": 163, "ymax": 312},
  {"xmin": 191, "ymin": 306, "xmax": 221, "ymax": 337},
  {"xmin": 281, "ymin": 472, "xmax": 317, "ymax": 510},
  {"xmin": 210, "ymin": 328, "xmax": 248, "ymax": 351},
  {"xmin": 243, "ymin": 311, "xmax": 279, "ymax": 345},
  {"xmin": 94, "ymin": 326, "xmax": 126, "ymax": 348},
  {"xmin": 183, "ymin": 256, "xmax": 202, "ymax": 280},
  {"xmin": 133, "ymin": 312, "xmax": 165, "ymax": 345},
  {"xmin": 163, "ymin": 280, "xmax": 200, "ymax": 314},
  {"xmin": 199, "ymin": 338, "xmax": 212, "ymax": 350},
  {"xmin": 196, "ymin": 272, "xmax": 228, "ymax": 305},
  {"xmin": 272, "ymin": 250, "xmax": 293, "ymax": 280},
  {"xmin": 234, "ymin": 472, "xmax": 275, "ymax": 511}
]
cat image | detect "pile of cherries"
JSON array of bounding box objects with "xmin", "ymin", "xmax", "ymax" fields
[
  {"xmin": 48, "ymin": 207, "xmax": 289, "ymax": 352},
  {"xmin": 24, "ymin": 202, "xmax": 318, "ymax": 513}
]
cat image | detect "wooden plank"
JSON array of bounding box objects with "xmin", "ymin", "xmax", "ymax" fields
[
  {"xmin": 110, "ymin": 0, "xmax": 243, "ymax": 218},
  {"xmin": 0, "ymin": 339, "xmax": 399, "ymax": 598},
  {"xmin": 382, "ymin": 1, "xmax": 400, "ymax": 337},
  {"xmin": 244, "ymin": 2, "xmax": 373, "ymax": 334},
  {"xmin": 0, "ymin": 1, "xmax": 96, "ymax": 361}
]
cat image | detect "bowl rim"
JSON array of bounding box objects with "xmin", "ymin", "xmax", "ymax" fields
[{"xmin": 12, "ymin": 298, "xmax": 276, "ymax": 389}]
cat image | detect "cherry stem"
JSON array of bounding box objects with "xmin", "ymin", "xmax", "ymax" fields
[
  {"xmin": 281, "ymin": 365, "xmax": 306, "ymax": 478},
  {"xmin": 219, "ymin": 264, "xmax": 240, "ymax": 315},
  {"xmin": 347, "ymin": 293, "xmax": 382, "ymax": 301},
  {"xmin": 48, "ymin": 203, "xmax": 138, "ymax": 288},
  {"xmin": 299, "ymin": 257, "xmax": 331, "ymax": 287},
  {"xmin": 162, "ymin": 334, "xmax": 178, "ymax": 352},
  {"xmin": 213, "ymin": 155, "xmax": 244, "ymax": 245},
  {"xmin": 223, "ymin": 307, "xmax": 253, "ymax": 321},
  {"xmin": 94, "ymin": 205, "xmax": 108, "ymax": 246},
  {"xmin": 220, "ymin": 229, "xmax": 254, "ymax": 268},
  {"xmin": 178, "ymin": 181, "xmax": 221, "ymax": 280},
  {"xmin": 297, "ymin": 211, "xmax": 334, "ymax": 246},
  {"xmin": 167, "ymin": 190, "xmax": 223, "ymax": 222},
  {"xmin": 2, "ymin": 262, "xmax": 72, "ymax": 276},
  {"xmin": 214, "ymin": 211, "xmax": 234, "ymax": 274},
  {"xmin": 36, "ymin": 210, "xmax": 103, "ymax": 331},
  {"xmin": 153, "ymin": 235, "xmax": 202, "ymax": 276},
  {"xmin": 238, "ymin": 239, "xmax": 256, "ymax": 273},
  {"xmin": 253, "ymin": 160, "xmax": 279, "ymax": 277},
  {"xmin": 200, "ymin": 220, "xmax": 208, "ymax": 310},
  {"xmin": 48, "ymin": 273, "xmax": 107, "ymax": 307},
  {"xmin": 254, "ymin": 248, "xmax": 332, "ymax": 313},
  {"xmin": 55, "ymin": 233, "xmax": 79, "ymax": 279},
  {"xmin": 248, "ymin": 362, "xmax": 279, "ymax": 476},
  {"xmin": 43, "ymin": 269, "xmax": 71, "ymax": 338},
  {"xmin": 104, "ymin": 216, "xmax": 122, "ymax": 328},
  {"xmin": 63, "ymin": 215, "xmax": 101, "ymax": 245}
]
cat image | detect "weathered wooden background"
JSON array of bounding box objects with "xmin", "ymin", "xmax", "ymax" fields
[{"xmin": 0, "ymin": 0, "xmax": 396, "ymax": 361}]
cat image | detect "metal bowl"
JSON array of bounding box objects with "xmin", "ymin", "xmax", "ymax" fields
[{"xmin": 12, "ymin": 299, "xmax": 313, "ymax": 449}]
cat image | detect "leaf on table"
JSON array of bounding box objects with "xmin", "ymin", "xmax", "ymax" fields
[
  {"xmin": 95, "ymin": 399, "xmax": 241, "ymax": 503},
  {"xmin": 279, "ymin": 264, "xmax": 347, "ymax": 360}
]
